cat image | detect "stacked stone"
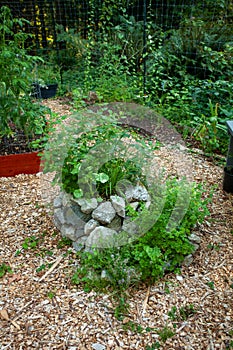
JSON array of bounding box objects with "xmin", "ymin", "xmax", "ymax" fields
[
  {"xmin": 53, "ymin": 184, "xmax": 151, "ymax": 251},
  {"xmin": 53, "ymin": 185, "xmax": 202, "ymax": 266}
]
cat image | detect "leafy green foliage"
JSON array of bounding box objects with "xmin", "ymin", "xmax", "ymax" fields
[
  {"xmin": 144, "ymin": 14, "xmax": 233, "ymax": 154},
  {"xmin": 72, "ymin": 180, "xmax": 210, "ymax": 292},
  {"xmin": 0, "ymin": 263, "xmax": 12, "ymax": 278},
  {"xmin": 158, "ymin": 326, "xmax": 175, "ymax": 342},
  {"xmin": 61, "ymin": 123, "xmax": 148, "ymax": 199},
  {"xmin": 0, "ymin": 6, "xmax": 50, "ymax": 139},
  {"xmin": 168, "ymin": 304, "xmax": 196, "ymax": 321},
  {"xmin": 22, "ymin": 236, "xmax": 40, "ymax": 250},
  {"xmin": 145, "ymin": 342, "xmax": 161, "ymax": 350}
]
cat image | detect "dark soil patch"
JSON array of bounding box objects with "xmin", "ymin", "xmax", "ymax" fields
[{"xmin": 0, "ymin": 129, "xmax": 42, "ymax": 156}]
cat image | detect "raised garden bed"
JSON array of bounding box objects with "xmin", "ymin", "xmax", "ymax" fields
[
  {"xmin": 0, "ymin": 129, "xmax": 43, "ymax": 177},
  {"xmin": 0, "ymin": 152, "xmax": 41, "ymax": 177}
]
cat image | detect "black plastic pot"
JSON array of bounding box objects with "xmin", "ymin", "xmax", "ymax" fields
[
  {"xmin": 223, "ymin": 167, "xmax": 233, "ymax": 193},
  {"xmin": 32, "ymin": 83, "xmax": 58, "ymax": 99}
]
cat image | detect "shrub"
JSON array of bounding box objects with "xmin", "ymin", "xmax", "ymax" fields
[{"xmin": 0, "ymin": 6, "xmax": 50, "ymax": 141}]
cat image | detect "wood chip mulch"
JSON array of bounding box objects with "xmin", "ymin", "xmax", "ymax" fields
[{"xmin": 0, "ymin": 99, "xmax": 232, "ymax": 350}]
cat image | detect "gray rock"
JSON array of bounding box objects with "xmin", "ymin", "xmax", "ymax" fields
[
  {"xmin": 116, "ymin": 180, "xmax": 134, "ymax": 202},
  {"xmin": 189, "ymin": 233, "xmax": 201, "ymax": 244},
  {"xmin": 72, "ymin": 237, "xmax": 87, "ymax": 251},
  {"xmin": 182, "ymin": 254, "xmax": 194, "ymax": 267},
  {"xmin": 128, "ymin": 201, "xmax": 139, "ymax": 211},
  {"xmin": 133, "ymin": 185, "xmax": 149, "ymax": 201},
  {"xmin": 60, "ymin": 224, "xmax": 76, "ymax": 241},
  {"xmin": 106, "ymin": 215, "xmax": 122, "ymax": 232},
  {"xmin": 85, "ymin": 226, "xmax": 118, "ymax": 248},
  {"xmin": 122, "ymin": 218, "xmax": 139, "ymax": 235},
  {"xmin": 110, "ymin": 195, "xmax": 125, "ymax": 218},
  {"xmin": 53, "ymin": 194, "xmax": 63, "ymax": 208},
  {"xmin": 65, "ymin": 207, "xmax": 85, "ymax": 226},
  {"xmin": 84, "ymin": 219, "xmax": 100, "ymax": 235},
  {"xmin": 92, "ymin": 201, "xmax": 116, "ymax": 224},
  {"xmin": 145, "ymin": 198, "xmax": 151, "ymax": 209},
  {"xmin": 75, "ymin": 226, "xmax": 86, "ymax": 239},
  {"xmin": 79, "ymin": 198, "xmax": 98, "ymax": 214},
  {"xmin": 54, "ymin": 208, "xmax": 66, "ymax": 226},
  {"xmin": 74, "ymin": 197, "xmax": 98, "ymax": 213},
  {"xmin": 92, "ymin": 343, "xmax": 106, "ymax": 350},
  {"xmin": 70, "ymin": 203, "xmax": 92, "ymax": 222},
  {"xmin": 75, "ymin": 198, "xmax": 86, "ymax": 207},
  {"xmin": 62, "ymin": 192, "xmax": 71, "ymax": 207}
]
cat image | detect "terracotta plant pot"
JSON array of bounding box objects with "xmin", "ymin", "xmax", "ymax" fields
[{"xmin": 0, "ymin": 152, "xmax": 42, "ymax": 177}]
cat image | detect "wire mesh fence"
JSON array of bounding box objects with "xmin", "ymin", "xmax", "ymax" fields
[
  {"xmin": 1, "ymin": 1, "xmax": 232, "ymax": 70},
  {"xmin": 0, "ymin": 1, "xmax": 232, "ymax": 102},
  {"xmin": 0, "ymin": 0, "xmax": 233, "ymax": 156}
]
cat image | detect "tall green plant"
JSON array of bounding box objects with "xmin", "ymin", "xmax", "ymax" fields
[{"xmin": 0, "ymin": 6, "xmax": 46, "ymax": 138}]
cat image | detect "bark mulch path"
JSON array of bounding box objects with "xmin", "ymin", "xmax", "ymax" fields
[{"xmin": 0, "ymin": 99, "xmax": 233, "ymax": 349}]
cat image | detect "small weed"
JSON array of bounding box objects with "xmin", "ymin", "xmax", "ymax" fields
[
  {"xmin": 168, "ymin": 304, "xmax": 196, "ymax": 322},
  {"xmin": 145, "ymin": 327, "xmax": 158, "ymax": 332},
  {"xmin": 114, "ymin": 296, "xmax": 130, "ymax": 321},
  {"xmin": 207, "ymin": 281, "xmax": 215, "ymax": 290},
  {"xmin": 226, "ymin": 340, "xmax": 233, "ymax": 349},
  {"xmin": 15, "ymin": 250, "xmax": 21, "ymax": 257},
  {"xmin": 57, "ymin": 237, "xmax": 72, "ymax": 249},
  {"xmin": 168, "ymin": 306, "xmax": 177, "ymax": 321},
  {"xmin": 47, "ymin": 291, "xmax": 55, "ymax": 299},
  {"xmin": 207, "ymin": 243, "xmax": 221, "ymax": 251},
  {"xmin": 179, "ymin": 304, "xmax": 196, "ymax": 320},
  {"xmin": 158, "ymin": 326, "xmax": 175, "ymax": 342},
  {"xmin": 63, "ymin": 249, "xmax": 74, "ymax": 257},
  {"xmin": 146, "ymin": 342, "xmax": 161, "ymax": 349},
  {"xmin": 22, "ymin": 235, "xmax": 40, "ymax": 250},
  {"xmin": 0, "ymin": 263, "xmax": 12, "ymax": 278},
  {"xmin": 36, "ymin": 264, "xmax": 47, "ymax": 273},
  {"xmin": 20, "ymin": 232, "xmax": 47, "ymax": 254},
  {"xmin": 45, "ymin": 250, "xmax": 54, "ymax": 256},
  {"xmin": 122, "ymin": 321, "xmax": 143, "ymax": 333}
]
